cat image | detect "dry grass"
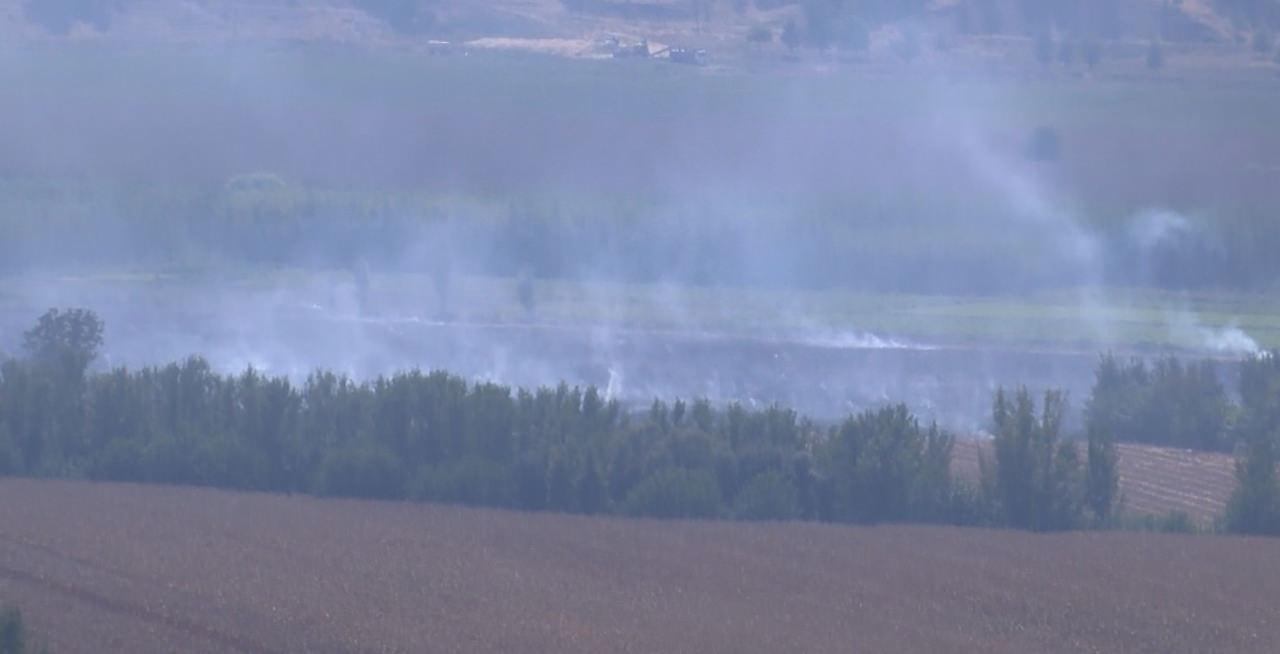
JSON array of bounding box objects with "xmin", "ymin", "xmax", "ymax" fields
[
  {"xmin": 952, "ymin": 440, "xmax": 1237, "ymax": 525},
  {"xmin": 1, "ymin": 479, "xmax": 1278, "ymax": 653}
]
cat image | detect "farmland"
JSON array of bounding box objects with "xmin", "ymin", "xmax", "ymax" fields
[
  {"xmin": 1, "ymin": 478, "xmax": 1278, "ymax": 653},
  {"xmin": 952, "ymin": 440, "xmax": 1237, "ymax": 526}
]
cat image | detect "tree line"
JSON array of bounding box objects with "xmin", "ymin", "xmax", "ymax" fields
[{"xmin": 2, "ymin": 309, "xmax": 1278, "ymax": 535}]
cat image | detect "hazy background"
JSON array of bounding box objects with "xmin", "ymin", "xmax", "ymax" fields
[{"xmin": 2, "ymin": 0, "xmax": 1279, "ymax": 428}]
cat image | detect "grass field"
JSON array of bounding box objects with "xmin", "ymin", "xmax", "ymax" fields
[
  {"xmin": 4, "ymin": 270, "xmax": 1278, "ymax": 352},
  {"xmin": 0, "ymin": 478, "xmax": 1277, "ymax": 653}
]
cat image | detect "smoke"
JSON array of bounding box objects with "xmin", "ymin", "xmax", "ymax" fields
[
  {"xmin": 1167, "ymin": 311, "xmax": 1260, "ymax": 355},
  {"xmin": 1129, "ymin": 209, "xmax": 1192, "ymax": 251},
  {"xmin": 0, "ymin": 40, "xmax": 1268, "ymax": 432}
]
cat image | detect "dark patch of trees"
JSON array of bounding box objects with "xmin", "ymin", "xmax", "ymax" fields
[
  {"xmin": 0, "ymin": 309, "xmax": 981, "ymax": 528},
  {"xmin": 0, "ymin": 606, "xmax": 44, "ymax": 654},
  {"xmin": 1085, "ymin": 354, "xmax": 1232, "ymax": 452},
  {"xmin": 983, "ymin": 389, "xmax": 1086, "ymax": 531},
  {"xmin": 1226, "ymin": 353, "xmax": 1280, "ymax": 534},
  {"xmin": 6, "ymin": 309, "xmax": 1280, "ymax": 535}
]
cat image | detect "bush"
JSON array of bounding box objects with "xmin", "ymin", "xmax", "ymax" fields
[
  {"xmin": 1153, "ymin": 510, "xmax": 1197, "ymax": 534},
  {"xmin": 0, "ymin": 606, "xmax": 44, "ymax": 654},
  {"xmin": 624, "ymin": 468, "xmax": 722, "ymax": 519},
  {"xmin": 87, "ymin": 438, "xmax": 146, "ymax": 482},
  {"xmin": 733, "ymin": 471, "xmax": 799, "ymax": 521},
  {"xmin": 314, "ymin": 444, "xmax": 405, "ymax": 500},
  {"xmin": 820, "ymin": 405, "xmax": 956, "ymax": 524},
  {"xmin": 1226, "ymin": 353, "xmax": 1280, "ymax": 535},
  {"xmin": 411, "ymin": 458, "xmax": 516, "ymax": 507},
  {"xmin": 0, "ymin": 425, "xmax": 18, "ymax": 475}
]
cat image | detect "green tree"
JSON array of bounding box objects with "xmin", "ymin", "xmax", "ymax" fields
[
  {"xmin": 1084, "ymin": 355, "xmax": 1123, "ymax": 521},
  {"xmin": 624, "ymin": 467, "xmax": 721, "ymax": 519},
  {"xmin": 733, "ymin": 470, "xmax": 799, "ymax": 521},
  {"xmin": 0, "ymin": 605, "xmax": 43, "ymax": 654},
  {"xmin": 577, "ymin": 451, "xmax": 606, "ymax": 514},
  {"xmin": 1085, "ymin": 411, "xmax": 1121, "ymax": 523},
  {"xmin": 546, "ymin": 450, "xmax": 575, "ymax": 512},
  {"xmin": 23, "ymin": 308, "xmax": 103, "ymax": 385},
  {"xmin": 986, "ymin": 388, "xmax": 1082, "ymax": 531},
  {"xmin": 1226, "ymin": 352, "xmax": 1280, "ymax": 535},
  {"xmin": 0, "ymin": 607, "xmax": 23, "ymax": 654},
  {"xmin": 820, "ymin": 404, "xmax": 956, "ymax": 524}
]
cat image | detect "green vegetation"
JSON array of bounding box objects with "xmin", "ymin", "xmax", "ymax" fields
[
  {"xmin": 1086, "ymin": 354, "xmax": 1232, "ymax": 452},
  {"xmin": 0, "ymin": 308, "xmax": 979, "ymax": 528},
  {"xmin": 0, "ymin": 606, "xmax": 44, "ymax": 654},
  {"xmin": 0, "ymin": 305, "xmax": 1236, "ymax": 535},
  {"xmin": 984, "ymin": 389, "xmax": 1083, "ymax": 531},
  {"xmin": 3, "ymin": 307, "xmax": 1278, "ymax": 535},
  {"xmin": 0, "ymin": 307, "xmax": 982, "ymax": 525},
  {"xmin": 1226, "ymin": 353, "xmax": 1280, "ymax": 534}
]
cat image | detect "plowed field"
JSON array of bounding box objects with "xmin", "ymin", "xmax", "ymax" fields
[{"xmin": 2, "ymin": 479, "xmax": 1278, "ymax": 653}]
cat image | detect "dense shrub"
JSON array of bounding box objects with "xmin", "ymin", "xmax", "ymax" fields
[
  {"xmin": 0, "ymin": 606, "xmax": 43, "ymax": 654},
  {"xmin": 733, "ymin": 471, "xmax": 799, "ymax": 521},
  {"xmin": 1085, "ymin": 354, "xmax": 1231, "ymax": 452},
  {"xmin": 624, "ymin": 468, "xmax": 722, "ymax": 519},
  {"xmin": 820, "ymin": 405, "xmax": 957, "ymax": 524},
  {"xmin": 314, "ymin": 444, "xmax": 405, "ymax": 500}
]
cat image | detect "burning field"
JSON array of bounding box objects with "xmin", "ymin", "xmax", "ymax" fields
[{"xmin": 1, "ymin": 478, "xmax": 1278, "ymax": 653}]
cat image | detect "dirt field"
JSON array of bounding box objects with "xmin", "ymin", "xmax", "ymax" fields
[
  {"xmin": 1, "ymin": 479, "xmax": 1278, "ymax": 653},
  {"xmin": 953, "ymin": 440, "xmax": 1237, "ymax": 526}
]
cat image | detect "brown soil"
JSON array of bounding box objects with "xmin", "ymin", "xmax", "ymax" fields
[{"xmin": 1, "ymin": 478, "xmax": 1278, "ymax": 653}]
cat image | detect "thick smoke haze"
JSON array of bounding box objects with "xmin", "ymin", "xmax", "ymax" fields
[{"xmin": 1, "ymin": 41, "xmax": 1274, "ymax": 431}]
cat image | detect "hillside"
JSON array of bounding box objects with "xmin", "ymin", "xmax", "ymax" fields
[
  {"xmin": 1, "ymin": 478, "xmax": 1278, "ymax": 653},
  {"xmin": 2, "ymin": 0, "xmax": 1276, "ymax": 70}
]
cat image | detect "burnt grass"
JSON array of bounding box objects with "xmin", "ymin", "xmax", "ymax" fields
[{"xmin": 1, "ymin": 479, "xmax": 1278, "ymax": 653}]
